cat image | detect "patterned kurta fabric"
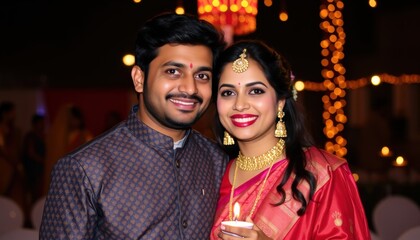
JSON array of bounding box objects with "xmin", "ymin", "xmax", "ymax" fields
[{"xmin": 40, "ymin": 106, "xmax": 228, "ymax": 239}]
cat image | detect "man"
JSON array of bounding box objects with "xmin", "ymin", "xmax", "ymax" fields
[{"xmin": 40, "ymin": 13, "xmax": 228, "ymax": 239}]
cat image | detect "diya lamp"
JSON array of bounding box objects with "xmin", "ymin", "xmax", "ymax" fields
[{"xmin": 221, "ymin": 202, "xmax": 254, "ymax": 236}]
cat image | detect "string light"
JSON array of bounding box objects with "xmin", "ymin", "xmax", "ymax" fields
[
  {"xmin": 369, "ymin": 0, "xmax": 377, "ymax": 8},
  {"xmin": 320, "ymin": 0, "xmax": 347, "ymax": 158},
  {"xmin": 380, "ymin": 146, "xmax": 392, "ymax": 157},
  {"xmin": 264, "ymin": 0, "xmax": 273, "ymax": 7},
  {"xmin": 175, "ymin": 6, "xmax": 185, "ymax": 15},
  {"xmin": 175, "ymin": 0, "xmax": 185, "ymax": 15},
  {"xmin": 393, "ymin": 156, "xmax": 408, "ymax": 167},
  {"xmin": 122, "ymin": 54, "xmax": 135, "ymax": 66},
  {"xmin": 278, "ymin": 0, "xmax": 288, "ymax": 22},
  {"xmin": 294, "ymin": 74, "xmax": 420, "ymax": 92},
  {"xmin": 371, "ymin": 75, "xmax": 381, "ymax": 85},
  {"xmin": 279, "ymin": 11, "xmax": 288, "ymax": 22}
]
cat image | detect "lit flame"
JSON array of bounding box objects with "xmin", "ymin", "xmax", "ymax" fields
[{"xmin": 233, "ymin": 202, "xmax": 240, "ymax": 221}]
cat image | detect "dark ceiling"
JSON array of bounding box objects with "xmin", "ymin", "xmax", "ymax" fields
[{"xmin": 1, "ymin": 0, "xmax": 419, "ymax": 88}]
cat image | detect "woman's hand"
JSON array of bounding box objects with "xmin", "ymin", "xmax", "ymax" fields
[{"xmin": 217, "ymin": 217, "xmax": 273, "ymax": 240}]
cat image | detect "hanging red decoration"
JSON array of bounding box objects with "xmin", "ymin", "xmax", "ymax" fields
[{"xmin": 197, "ymin": 0, "xmax": 258, "ymax": 43}]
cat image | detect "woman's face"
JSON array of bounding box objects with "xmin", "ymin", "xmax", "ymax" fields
[{"xmin": 217, "ymin": 59, "xmax": 282, "ymax": 143}]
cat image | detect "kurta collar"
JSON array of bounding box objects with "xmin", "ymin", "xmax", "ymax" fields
[{"xmin": 125, "ymin": 105, "xmax": 191, "ymax": 150}]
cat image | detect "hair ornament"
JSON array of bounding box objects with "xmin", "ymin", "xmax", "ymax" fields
[
  {"xmin": 292, "ymin": 86, "xmax": 298, "ymax": 101},
  {"xmin": 290, "ymin": 71, "xmax": 298, "ymax": 101},
  {"xmin": 232, "ymin": 49, "xmax": 249, "ymax": 73}
]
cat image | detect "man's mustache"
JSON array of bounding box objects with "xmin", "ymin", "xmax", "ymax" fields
[{"xmin": 166, "ymin": 93, "xmax": 203, "ymax": 104}]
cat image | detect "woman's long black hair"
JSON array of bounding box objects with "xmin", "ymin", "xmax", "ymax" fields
[{"xmin": 212, "ymin": 40, "xmax": 316, "ymax": 216}]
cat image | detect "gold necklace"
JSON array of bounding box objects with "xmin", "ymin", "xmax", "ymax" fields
[
  {"xmin": 228, "ymin": 139, "xmax": 285, "ymax": 220},
  {"xmin": 236, "ymin": 139, "xmax": 285, "ymax": 171}
]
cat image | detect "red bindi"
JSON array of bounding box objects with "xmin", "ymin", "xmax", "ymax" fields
[{"xmin": 189, "ymin": 63, "xmax": 193, "ymax": 69}]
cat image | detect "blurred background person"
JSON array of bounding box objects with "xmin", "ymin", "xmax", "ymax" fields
[
  {"xmin": 22, "ymin": 113, "xmax": 46, "ymax": 205},
  {"xmin": 43, "ymin": 104, "xmax": 93, "ymax": 194},
  {"xmin": 66, "ymin": 105, "xmax": 93, "ymax": 152},
  {"xmin": 0, "ymin": 101, "xmax": 24, "ymax": 204},
  {"xmin": 0, "ymin": 102, "xmax": 14, "ymax": 194}
]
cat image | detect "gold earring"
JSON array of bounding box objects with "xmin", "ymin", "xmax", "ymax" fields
[
  {"xmin": 223, "ymin": 131, "xmax": 235, "ymax": 145},
  {"xmin": 275, "ymin": 110, "xmax": 287, "ymax": 138}
]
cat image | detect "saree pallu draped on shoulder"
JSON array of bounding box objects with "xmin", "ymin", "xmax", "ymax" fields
[{"xmin": 211, "ymin": 147, "xmax": 370, "ymax": 240}]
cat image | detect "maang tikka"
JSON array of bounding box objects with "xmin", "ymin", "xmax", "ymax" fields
[
  {"xmin": 232, "ymin": 49, "xmax": 249, "ymax": 73},
  {"xmin": 275, "ymin": 108, "xmax": 287, "ymax": 138}
]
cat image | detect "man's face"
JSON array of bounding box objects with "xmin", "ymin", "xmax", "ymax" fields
[{"xmin": 132, "ymin": 44, "xmax": 213, "ymax": 135}]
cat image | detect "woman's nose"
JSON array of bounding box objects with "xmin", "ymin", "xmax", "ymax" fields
[{"xmin": 233, "ymin": 94, "xmax": 250, "ymax": 111}]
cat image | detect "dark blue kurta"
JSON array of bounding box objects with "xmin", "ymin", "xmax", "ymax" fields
[{"xmin": 40, "ymin": 106, "xmax": 228, "ymax": 239}]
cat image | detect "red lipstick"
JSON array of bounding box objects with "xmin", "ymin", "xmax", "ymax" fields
[{"xmin": 230, "ymin": 114, "xmax": 258, "ymax": 127}]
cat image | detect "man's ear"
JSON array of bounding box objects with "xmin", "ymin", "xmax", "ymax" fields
[{"xmin": 131, "ymin": 65, "xmax": 144, "ymax": 93}]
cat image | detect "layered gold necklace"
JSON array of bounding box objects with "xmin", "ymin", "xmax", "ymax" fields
[{"xmin": 228, "ymin": 139, "xmax": 286, "ymax": 220}]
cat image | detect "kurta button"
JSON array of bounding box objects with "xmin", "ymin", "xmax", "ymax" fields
[
  {"xmin": 175, "ymin": 159, "xmax": 181, "ymax": 168},
  {"xmin": 182, "ymin": 220, "xmax": 188, "ymax": 228}
]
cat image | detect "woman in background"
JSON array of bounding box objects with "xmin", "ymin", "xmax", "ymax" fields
[
  {"xmin": 43, "ymin": 104, "xmax": 92, "ymax": 194},
  {"xmin": 211, "ymin": 40, "xmax": 370, "ymax": 239}
]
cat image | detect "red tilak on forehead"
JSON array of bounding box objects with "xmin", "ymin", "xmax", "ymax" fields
[
  {"xmin": 189, "ymin": 63, "xmax": 193, "ymax": 69},
  {"xmin": 238, "ymin": 82, "xmax": 241, "ymax": 86}
]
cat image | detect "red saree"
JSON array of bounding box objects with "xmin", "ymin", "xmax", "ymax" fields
[{"xmin": 210, "ymin": 147, "xmax": 370, "ymax": 239}]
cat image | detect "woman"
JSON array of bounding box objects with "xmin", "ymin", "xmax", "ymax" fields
[
  {"xmin": 43, "ymin": 104, "xmax": 93, "ymax": 194},
  {"xmin": 210, "ymin": 40, "xmax": 370, "ymax": 239}
]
